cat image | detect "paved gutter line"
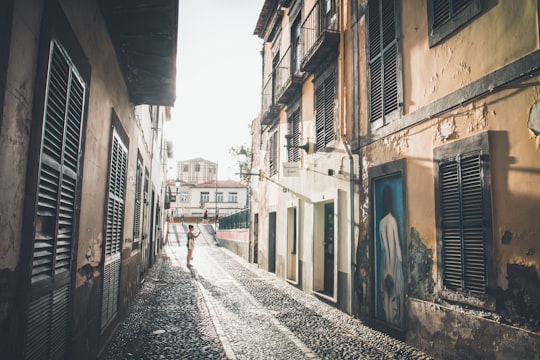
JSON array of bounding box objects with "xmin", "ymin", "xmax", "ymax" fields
[
  {"xmin": 165, "ymin": 244, "xmax": 236, "ymax": 359},
  {"xmin": 194, "ymin": 278, "xmax": 237, "ymax": 360},
  {"xmin": 201, "ymin": 248, "xmax": 320, "ymax": 360}
]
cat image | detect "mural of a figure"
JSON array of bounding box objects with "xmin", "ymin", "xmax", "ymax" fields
[{"xmin": 379, "ymin": 185, "xmax": 404, "ymax": 326}]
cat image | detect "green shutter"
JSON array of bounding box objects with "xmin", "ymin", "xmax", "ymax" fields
[
  {"xmin": 440, "ymin": 152, "xmax": 486, "ymax": 293},
  {"xmin": 101, "ymin": 130, "xmax": 127, "ymax": 329},
  {"xmin": 25, "ymin": 39, "xmax": 86, "ymax": 359},
  {"xmin": 368, "ymin": 0, "xmax": 399, "ymax": 126}
]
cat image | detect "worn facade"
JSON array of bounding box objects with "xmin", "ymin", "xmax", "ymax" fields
[
  {"xmin": 252, "ymin": 0, "xmax": 360, "ymax": 315},
  {"xmin": 252, "ymin": 0, "xmax": 540, "ymax": 358},
  {"xmin": 0, "ymin": 0, "xmax": 177, "ymax": 359}
]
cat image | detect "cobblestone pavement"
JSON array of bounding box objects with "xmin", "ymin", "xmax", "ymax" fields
[{"xmin": 100, "ymin": 224, "xmax": 434, "ymax": 360}]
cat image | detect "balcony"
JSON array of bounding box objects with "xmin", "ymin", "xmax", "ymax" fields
[
  {"xmin": 300, "ymin": 0, "xmax": 340, "ymax": 73},
  {"xmin": 275, "ymin": 46, "xmax": 304, "ymax": 105},
  {"xmin": 261, "ymin": 76, "xmax": 281, "ymax": 126}
]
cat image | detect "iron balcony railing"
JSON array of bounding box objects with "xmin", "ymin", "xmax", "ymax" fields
[
  {"xmin": 301, "ymin": 0, "xmax": 339, "ymax": 72},
  {"xmin": 275, "ymin": 46, "xmax": 303, "ymax": 104},
  {"xmin": 261, "ymin": 76, "xmax": 280, "ymax": 125}
]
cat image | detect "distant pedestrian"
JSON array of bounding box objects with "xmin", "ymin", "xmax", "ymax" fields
[
  {"xmin": 186, "ymin": 224, "xmax": 200, "ymax": 267},
  {"xmin": 203, "ymin": 209, "xmax": 208, "ymax": 223}
]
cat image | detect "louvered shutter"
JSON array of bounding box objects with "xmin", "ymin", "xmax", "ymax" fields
[
  {"xmin": 101, "ymin": 131, "xmax": 127, "ymax": 329},
  {"xmin": 315, "ymin": 70, "xmax": 336, "ymax": 151},
  {"xmin": 368, "ymin": 0, "xmax": 399, "ymax": 126},
  {"xmin": 25, "ymin": 40, "xmax": 86, "ymax": 359},
  {"xmin": 324, "ymin": 72, "xmax": 336, "ymax": 145},
  {"xmin": 440, "ymin": 151, "xmax": 486, "ymax": 293},
  {"xmin": 315, "ymin": 85, "xmax": 326, "ymax": 151},
  {"xmin": 269, "ymin": 132, "xmax": 278, "ymax": 176},
  {"xmin": 433, "ymin": 0, "xmax": 473, "ymax": 28},
  {"xmin": 133, "ymin": 160, "xmax": 142, "ymax": 243},
  {"xmin": 288, "ymin": 108, "xmax": 301, "ymax": 162}
]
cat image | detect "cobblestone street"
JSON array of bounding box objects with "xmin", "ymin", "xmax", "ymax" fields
[{"xmin": 100, "ymin": 224, "xmax": 433, "ymax": 360}]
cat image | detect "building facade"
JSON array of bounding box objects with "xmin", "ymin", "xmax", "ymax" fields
[
  {"xmin": 175, "ymin": 158, "xmax": 218, "ymax": 185},
  {"xmin": 0, "ymin": 0, "xmax": 177, "ymax": 359},
  {"xmin": 252, "ymin": 0, "xmax": 540, "ymax": 358},
  {"xmin": 169, "ymin": 179, "xmax": 248, "ymax": 222}
]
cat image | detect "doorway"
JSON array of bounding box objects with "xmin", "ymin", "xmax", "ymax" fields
[
  {"xmin": 323, "ymin": 203, "xmax": 335, "ymax": 293},
  {"xmin": 268, "ymin": 212, "xmax": 276, "ymax": 273},
  {"xmin": 252, "ymin": 213, "xmax": 259, "ymax": 264},
  {"xmin": 287, "ymin": 207, "xmax": 297, "ymax": 282}
]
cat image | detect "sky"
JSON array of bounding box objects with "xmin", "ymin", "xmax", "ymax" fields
[{"xmin": 165, "ymin": 0, "xmax": 265, "ymax": 180}]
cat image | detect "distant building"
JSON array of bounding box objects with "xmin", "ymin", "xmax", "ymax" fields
[
  {"xmin": 175, "ymin": 158, "xmax": 217, "ymax": 185},
  {"xmin": 168, "ymin": 179, "xmax": 248, "ymax": 222}
]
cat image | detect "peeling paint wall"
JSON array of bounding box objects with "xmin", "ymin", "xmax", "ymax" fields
[{"xmin": 353, "ymin": 0, "xmax": 540, "ymax": 357}]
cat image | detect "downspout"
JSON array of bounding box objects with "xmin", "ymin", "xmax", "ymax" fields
[
  {"xmin": 338, "ymin": 0, "xmax": 356, "ymax": 316},
  {"xmin": 343, "ymin": 139, "xmax": 356, "ymax": 316}
]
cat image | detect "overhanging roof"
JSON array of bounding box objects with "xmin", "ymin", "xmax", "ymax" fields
[{"xmin": 98, "ymin": 0, "xmax": 178, "ymax": 106}]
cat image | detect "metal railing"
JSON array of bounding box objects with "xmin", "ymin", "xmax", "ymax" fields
[
  {"xmin": 218, "ymin": 209, "xmax": 249, "ymax": 230},
  {"xmin": 301, "ymin": 0, "xmax": 338, "ymax": 61}
]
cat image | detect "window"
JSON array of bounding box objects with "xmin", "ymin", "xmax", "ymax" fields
[
  {"xmin": 200, "ymin": 192, "xmax": 209, "ymax": 203},
  {"xmin": 368, "ymin": 0, "xmax": 401, "ymax": 129},
  {"xmin": 24, "ymin": 38, "xmax": 88, "ymax": 357},
  {"xmin": 216, "ymin": 192, "xmax": 223, "ymax": 203},
  {"xmin": 315, "ymin": 69, "xmax": 336, "ymax": 151},
  {"xmin": 434, "ymin": 132, "xmax": 494, "ymax": 303},
  {"xmin": 428, "ymin": 0, "xmax": 481, "ymax": 47},
  {"xmin": 102, "ymin": 127, "xmax": 128, "ymax": 329},
  {"xmin": 288, "ymin": 107, "xmax": 301, "ymax": 162},
  {"xmin": 195, "ymin": 164, "xmax": 200, "ymax": 172},
  {"xmin": 291, "ymin": 16, "xmax": 302, "ymax": 75},
  {"xmin": 133, "ymin": 158, "xmax": 143, "ymax": 244},
  {"xmin": 180, "ymin": 191, "xmax": 188, "ymax": 202},
  {"xmin": 229, "ymin": 192, "xmax": 238, "ymax": 203},
  {"xmin": 269, "ymin": 131, "xmax": 278, "ymax": 176},
  {"xmin": 323, "ymin": 0, "xmax": 337, "ymax": 26},
  {"xmin": 183, "ymin": 165, "xmax": 188, "ymax": 172}
]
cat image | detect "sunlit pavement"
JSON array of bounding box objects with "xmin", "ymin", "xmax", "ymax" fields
[{"xmin": 100, "ymin": 223, "xmax": 433, "ymax": 359}]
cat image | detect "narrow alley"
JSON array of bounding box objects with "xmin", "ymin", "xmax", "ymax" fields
[{"xmin": 100, "ymin": 224, "xmax": 432, "ymax": 360}]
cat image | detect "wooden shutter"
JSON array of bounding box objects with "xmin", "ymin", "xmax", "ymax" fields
[
  {"xmin": 440, "ymin": 151, "xmax": 486, "ymax": 293},
  {"xmin": 269, "ymin": 132, "xmax": 278, "ymax": 176},
  {"xmin": 315, "ymin": 70, "xmax": 336, "ymax": 151},
  {"xmin": 101, "ymin": 130, "xmax": 127, "ymax": 329},
  {"xmin": 25, "ymin": 40, "xmax": 86, "ymax": 359},
  {"xmin": 368, "ymin": 0, "xmax": 399, "ymax": 126},
  {"xmin": 133, "ymin": 159, "xmax": 142, "ymax": 243},
  {"xmin": 315, "ymin": 85, "xmax": 326, "ymax": 150},
  {"xmin": 433, "ymin": 0, "xmax": 473, "ymax": 28},
  {"xmin": 288, "ymin": 108, "xmax": 300, "ymax": 162}
]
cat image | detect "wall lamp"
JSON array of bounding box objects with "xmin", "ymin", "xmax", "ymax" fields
[{"xmin": 284, "ymin": 134, "xmax": 313, "ymax": 154}]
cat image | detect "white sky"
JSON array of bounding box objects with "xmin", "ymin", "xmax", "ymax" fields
[{"xmin": 165, "ymin": 0, "xmax": 265, "ymax": 180}]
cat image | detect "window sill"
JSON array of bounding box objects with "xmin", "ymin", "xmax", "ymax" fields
[{"xmin": 439, "ymin": 288, "xmax": 496, "ymax": 312}]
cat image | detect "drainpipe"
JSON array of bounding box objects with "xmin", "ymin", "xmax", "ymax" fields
[{"xmin": 343, "ymin": 139, "xmax": 356, "ymax": 315}]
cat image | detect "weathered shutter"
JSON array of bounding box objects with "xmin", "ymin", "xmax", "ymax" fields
[
  {"xmin": 440, "ymin": 151, "xmax": 486, "ymax": 293},
  {"xmin": 269, "ymin": 132, "xmax": 278, "ymax": 176},
  {"xmin": 288, "ymin": 108, "xmax": 301, "ymax": 162},
  {"xmin": 315, "ymin": 85, "xmax": 326, "ymax": 151},
  {"xmin": 133, "ymin": 159, "xmax": 142, "ymax": 243},
  {"xmin": 315, "ymin": 70, "xmax": 336, "ymax": 151},
  {"xmin": 25, "ymin": 40, "xmax": 86, "ymax": 359},
  {"xmin": 101, "ymin": 131, "xmax": 127, "ymax": 329},
  {"xmin": 324, "ymin": 71, "xmax": 336, "ymax": 146},
  {"xmin": 433, "ymin": 0, "xmax": 473, "ymax": 29},
  {"xmin": 368, "ymin": 0, "xmax": 399, "ymax": 126}
]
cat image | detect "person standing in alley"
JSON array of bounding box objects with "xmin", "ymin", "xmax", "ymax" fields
[
  {"xmin": 187, "ymin": 224, "xmax": 200, "ymax": 267},
  {"xmin": 203, "ymin": 208, "xmax": 208, "ymax": 223}
]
